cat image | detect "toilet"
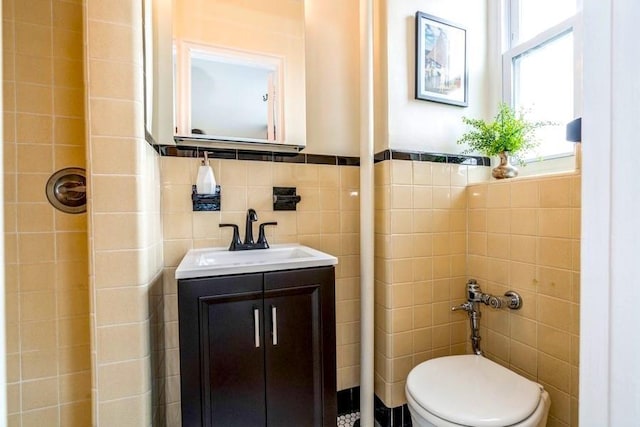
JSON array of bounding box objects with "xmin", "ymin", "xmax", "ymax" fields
[{"xmin": 406, "ymin": 355, "xmax": 550, "ymax": 427}]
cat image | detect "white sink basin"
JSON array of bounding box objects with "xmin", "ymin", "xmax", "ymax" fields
[{"xmin": 175, "ymin": 244, "xmax": 338, "ymax": 279}]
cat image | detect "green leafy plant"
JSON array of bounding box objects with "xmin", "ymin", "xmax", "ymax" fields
[{"xmin": 457, "ymin": 103, "xmax": 549, "ymax": 165}]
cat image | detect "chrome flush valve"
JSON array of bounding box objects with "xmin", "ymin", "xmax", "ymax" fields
[
  {"xmin": 451, "ymin": 279, "xmax": 523, "ymax": 356},
  {"xmin": 465, "ymin": 279, "xmax": 522, "ymax": 310}
]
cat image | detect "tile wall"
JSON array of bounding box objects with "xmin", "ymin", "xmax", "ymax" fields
[
  {"xmin": 85, "ymin": 0, "xmax": 164, "ymax": 425},
  {"xmin": 373, "ymin": 160, "xmax": 474, "ymax": 408},
  {"xmin": 467, "ymin": 173, "xmax": 581, "ymax": 427},
  {"xmin": 160, "ymin": 156, "xmax": 361, "ymax": 424},
  {"xmin": 3, "ymin": 0, "xmax": 91, "ymax": 425}
]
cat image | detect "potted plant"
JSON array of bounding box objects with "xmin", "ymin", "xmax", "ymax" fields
[{"xmin": 457, "ymin": 103, "xmax": 547, "ymax": 179}]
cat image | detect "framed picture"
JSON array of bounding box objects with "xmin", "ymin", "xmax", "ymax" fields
[{"xmin": 415, "ymin": 12, "xmax": 468, "ymax": 107}]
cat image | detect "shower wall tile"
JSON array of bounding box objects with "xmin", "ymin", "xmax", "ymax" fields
[{"xmin": 4, "ymin": 1, "xmax": 91, "ymax": 423}]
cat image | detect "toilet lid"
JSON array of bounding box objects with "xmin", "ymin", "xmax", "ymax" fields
[{"xmin": 406, "ymin": 355, "xmax": 542, "ymax": 427}]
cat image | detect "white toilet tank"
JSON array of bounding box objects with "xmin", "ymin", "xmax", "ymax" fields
[{"xmin": 405, "ymin": 355, "xmax": 550, "ymax": 427}]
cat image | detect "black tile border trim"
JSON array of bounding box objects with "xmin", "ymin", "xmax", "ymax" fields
[
  {"xmin": 154, "ymin": 145, "xmax": 490, "ymax": 167},
  {"xmin": 375, "ymin": 149, "xmax": 490, "ymax": 166},
  {"xmin": 154, "ymin": 144, "xmax": 360, "ymax": 166}
]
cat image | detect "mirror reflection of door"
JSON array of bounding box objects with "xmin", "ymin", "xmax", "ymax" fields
[{"xmin": 177, "ymin": 43, "xmax": 282, "ymax": 143}]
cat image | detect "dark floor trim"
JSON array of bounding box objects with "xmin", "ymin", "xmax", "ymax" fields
[
  {"xmin": 337, "ymin": 387, "xmax": 360, "ymax": 416},
  {"xmin": 374, "ymin": 395, "xmax": 412, "ymax": 427},
  {"xmin": 337, "ymin": 388, "xmax": 412, "ymax": 427}
]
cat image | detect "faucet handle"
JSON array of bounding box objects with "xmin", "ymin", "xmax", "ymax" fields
[
  {"xmin": 451, "ymin": 302, "xmax": 473, "ymax": 312},
  {"xmin": 257, "ymin": 222, "xmax": 278, "ymax": 247},
  {"xmin": 219, "ymin": 223, "xmax": 242, "ymax": 250}
]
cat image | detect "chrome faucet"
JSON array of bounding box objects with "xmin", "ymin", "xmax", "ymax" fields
[
  {"xmin": 219, "ymin": 209, "xmax": 277, "ymax": 251},
  {"xmin": 451, "ymin": 279, "xmax": 522, "ymax": 355}
]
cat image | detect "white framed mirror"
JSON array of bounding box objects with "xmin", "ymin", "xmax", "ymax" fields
[{"xmin": 175, "ymin": 42, "xmax": 284, "ymax": 144}]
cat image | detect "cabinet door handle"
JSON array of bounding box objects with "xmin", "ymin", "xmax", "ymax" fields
[
  {"xmin": 271, "ymin": 306, "xmax": 278, "ymax": 346},
  {"xmin": 254, "ymin": 308, "xmax": 260, "ymax": 348}
]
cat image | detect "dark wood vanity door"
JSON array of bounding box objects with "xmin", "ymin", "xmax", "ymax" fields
[
  {"xmin": 178, "ymin": 273, "xmax": 265, "ymax": 427},
  {"xmin": 264, "ymin": 267, "xmax": 337, "ymax": 427},
  {"xmin": 204, "ymin": 293, "xmax": 266, "ymax": 426},
  {"xmin": 264, "ymin": 286, "xmax": 321, "ymax": 426}
]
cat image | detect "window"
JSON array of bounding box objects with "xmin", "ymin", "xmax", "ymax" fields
[{"xmin": 503, "ymin": 0, "xmax": 581, "ymax": 161}]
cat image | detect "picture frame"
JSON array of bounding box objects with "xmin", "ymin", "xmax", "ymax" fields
[{"xmin": 415, "ymin": 11, "xmax": 468, "ymax": 107}]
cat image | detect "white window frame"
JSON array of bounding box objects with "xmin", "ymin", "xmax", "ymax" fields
[{"xmin": 502, "ymin": 0, "xmax": 583, "ymax": 164}]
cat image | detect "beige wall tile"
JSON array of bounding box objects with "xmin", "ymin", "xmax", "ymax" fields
[
  {"xmin": 87, "ymin": 0, "xmax": 136, "ymax": 25},
  {"xmin": 92, "ymin": 213, "xmax": 141, "ymax": 250},
  {"xmin": 391, "ymin": 209, "xmax": 414, "ymax": 234},
  {"xmin": 450, "ymin": 165, "xmax": 468, "ymax": 186},
  {"xmin": 98, "ymin": 358, "xmax": 149, "ymax": 401},
  {"xmin": 21, "ymin": 291, "xmax": 56, "ymax": 322},
  {"xmin": 468, "ymin": 209, "xmax": 486, "ymax": 232},
  {"xmin": 487, "ymin": 183, "xmax": 510, "ymax": 208},
  {"xmin": 509, "ymin": 262, "xmax": 537, "ymax": 291},
  {"xmin": 487, "ymin": 233, "xmax": 510, "ymax": 259},
  {"xmin": 487, "ymin": 208, "xmax": 510, "ymax": 233},
  {"xmin": 53, "ymin": 28, "xmax": 83, "ymax": 60},
  {"xmin": 538, "ymin": 296, "xmax": 573, "ymax": 331},
  {"xmin": 87, "ymin": 20, "xmax": 135, "ymax": 62},
  {"xmin": 468, "ymin": 232, "xmax": 487, "ymax": 256},
  {"xmin": 22, "ymin": 377, "xmax": 58, "ymax": 411},
  {"xmin": 60, "ymin": 400, "xmax": 92, "ymax": 427},
  {"xmin": 538, "ymin": 352, "xmax": 571, "ymax": 393},
  {"xmin": 15, "ymin": 54, "xmax": 53, "ymax": 85},
  {"xmin": 97, "ymin": 323, "xmax": 150, "ymax": 364},
  {"xmin": 412, "ymin": 186, "xmax": 432, "ymax": 209},
  {"xmin": 510, "ymin": 180, "xmax": 539, "ymax": 207},
  {"xmin": 89, "ymin": 59, "xmax": 138, "ymax": 100},
  {"xmin": 510, "ymin": 208, "xmax": 537, "ymax": 235},
  {"xmin": 391, "ymin": 185, "xmax": 412, "ymax": 209},
  {"xmin": 99, "ymin": 394, "xmax": 150, "ymax": 427},
  {"xmin": 510, "ymin": 235, "xmax": 537, "ymax": 263},
  {"xmin": 538, "ymin": 237, "xmax": 572, "ymax": 269},
  {"xmin": 412, "ymin": 162, "xmax": 432, "ymax": 185},
  {"xmin": 54, "ymin": 58, "xmax": 84, "ymax": 88},
  {"xmin": 539, "ymin": 177, "xmax": 571, "ymax": 208},
  {"xmin": 59, "ymin": 372, "xmax": 91, "ymax": 403},
  {"xmin": 431, "ymin": 163, "xmax": 450, "ymax": 186},
  {"xmin": 89, "ymin": 99, "xmax": 141, "ymax": 138},
  {"xmin": 96, "ymin": 287, "xmax": 149, "ymax": 326},
  {"xmin": 539, "ymin": 209, "xmax": 572, "ymax": 238},
  {"xmin": 412, "ymin": 210, "xmax": 432, "ymax": 233},
  {"xmin": 16, "ymin": 114, "xmax": 53, "ymax": 144},
  {"xmin": 467, "ymin": 184, "xmax": 488, "ymax": 209},
  {"xmin": 391, "ymin": 160, "xmax": 412, "ymax": 184},
  {"xmin": 58, "ymin": 318, "xmax": 90, "ymax": 348},
  {"xmin": 15, "ymin": 22, "xmax": 52, "ymax": 57},
  {"xmin": 54, "ymin": 117, "xmax": 85, "ymax": 145},
  {"xmin": 21, "ymin": 349, "xmax": 58, "ymax": 379},
  {"xmin": 538, "ymin": 324, "xmax": 572, "ymax": 361},
  {"xmin": 21, "ymin": 407, "xmax": 60, "ymax": 427}
]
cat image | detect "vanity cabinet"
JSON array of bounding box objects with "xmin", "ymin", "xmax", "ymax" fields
[{"xmin": 178, "ymin": 266, "xmax": 337, "ymax": 427}]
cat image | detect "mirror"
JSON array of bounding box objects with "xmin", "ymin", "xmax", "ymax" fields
[
  {"xmin": 176, "ymin": 43, "xmax": 283, "ymax": 143},
  {"xmin": 172, "ymin": 0, "xmax": 306, "ymax": 149}
]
